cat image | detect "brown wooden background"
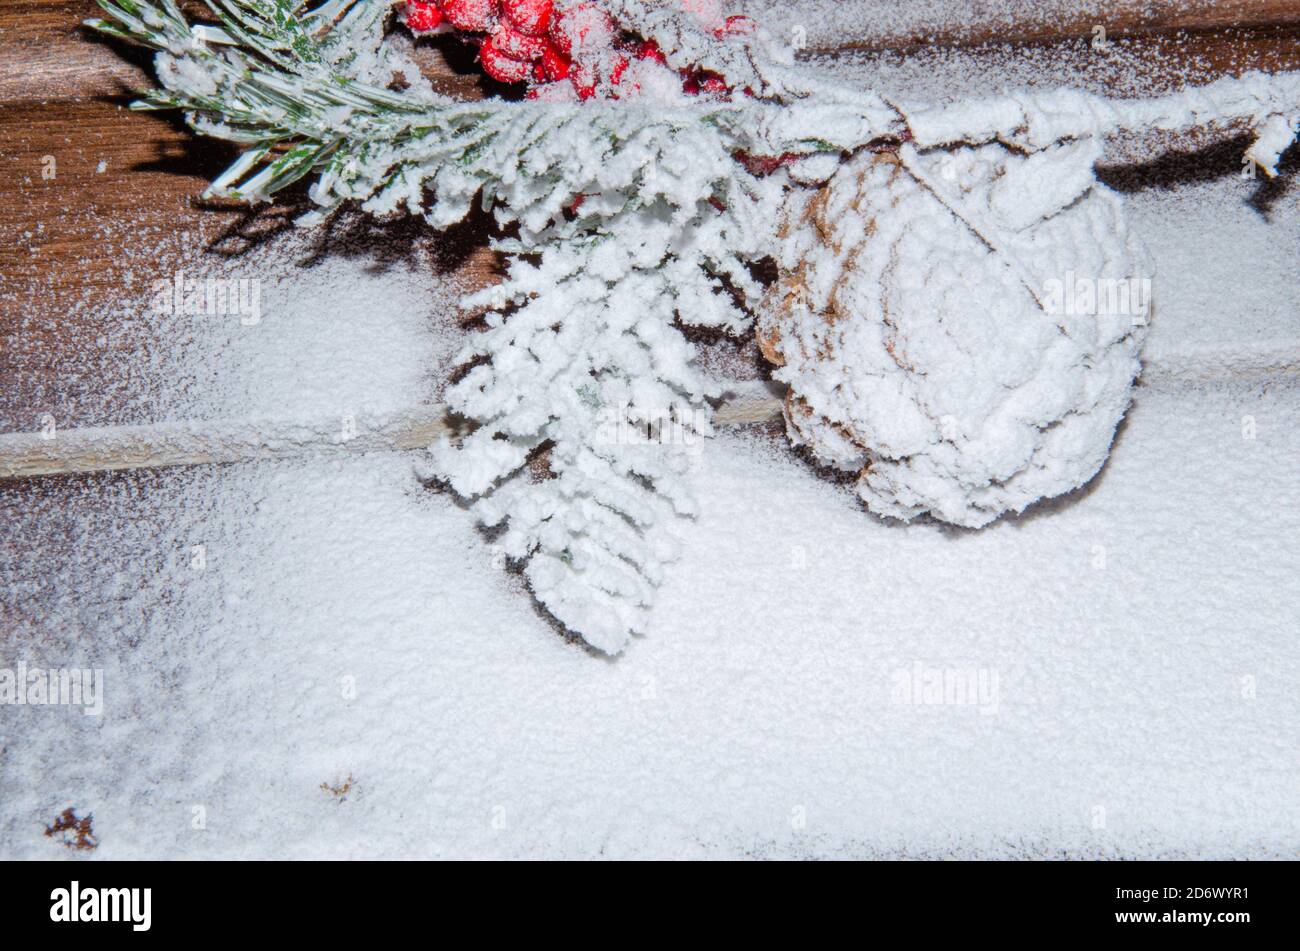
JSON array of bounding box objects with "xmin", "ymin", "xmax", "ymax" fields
[{"xmin": 1, "ymin": 0, "xmax": 1298, "ymax": 434}]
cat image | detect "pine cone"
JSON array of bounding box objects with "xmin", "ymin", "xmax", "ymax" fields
[{"xmin": 758, "ymin": 145, "xmax": 1152, "ymax": 527}]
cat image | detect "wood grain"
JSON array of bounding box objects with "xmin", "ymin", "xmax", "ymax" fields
[
  {"xmin": 0, "ymin": 0, "xmax": 496, "ymax": 102},
  {"xmin": 830, "ymin": 24, "xmax": 1300, "ymax": 91},
  {"xmin": 815, "ymin": 0, "xmax": 1300, "ymax": 53}
]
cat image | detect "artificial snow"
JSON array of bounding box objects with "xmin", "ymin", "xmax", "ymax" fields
[{"xmin": 2, "ymin": 382, "xmax": 1297, "ymax": 858}]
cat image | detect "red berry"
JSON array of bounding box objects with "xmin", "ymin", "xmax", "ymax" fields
[
  {"xmin": 699, "ymin": 72, "xmax": 730, "ymax": 96},
  {"xmin": 492, "ymin": 22, "xmax": 548, "ymax": 59},
  {"xmin": 404, "ymin": 1, "xmax": 446, "ymax": 33},
  {"xmin": 540, "ymin": 43, "xmax": 571, "ymax": 81},
  {"xmin": 734, "ymin": 151, "xmax": 798, "ymax": 176},
  {"xmin": 501, "ymin": 0, "xmax": 552, "ymax": 36},
  {"xmin": 550, "ymin": 2, "xmax": 613, "ymax": 60},
  {"xmin": 569, "ymin": 63, "xmax": 597, "ymax": 99},
  {"xmin": 441, "ymin": 0, "xmax": 497, "ymax": 32},
  {"xmin": 480, "ymin": 37, "xmax": 532, "ymax": 82},
  {"xmin": 636, "ymin": 39, "xmax": 668, "ymax": 65},
  {"xmin": 610, "ymin": 54, "xmax": 630, "ymax": 86},
  {"xmin": 716, "ymin": 14, "xmax": 754, "ymax": 37}
]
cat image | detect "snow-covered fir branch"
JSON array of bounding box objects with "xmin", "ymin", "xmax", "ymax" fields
[{"xmin": 430, "ymin": 121, "xmax": 786, "ymax": 651}]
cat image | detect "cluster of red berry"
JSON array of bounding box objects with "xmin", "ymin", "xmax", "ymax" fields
[{"xmin": 400, "ymin": 0, "xmax": 753, "ymax": 101}]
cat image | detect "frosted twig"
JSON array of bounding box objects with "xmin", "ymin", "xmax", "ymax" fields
[{"xmin": 902, "ymin": 71, "xmax": 1300, "ymax": 175}]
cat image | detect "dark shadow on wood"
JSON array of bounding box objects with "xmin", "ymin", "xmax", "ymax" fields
[
  {"xmin": 1098, "ymin": 133, "xmax": 1297, "ymax": 218},
  {"xmin": 292, "ymin": 202, "xmax": 500, "ymax": 276}
]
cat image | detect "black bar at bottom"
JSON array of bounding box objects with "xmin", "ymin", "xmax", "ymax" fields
[{"xmin": 0, "ymin": 859, "xmax": 1290, "ymax": 938}]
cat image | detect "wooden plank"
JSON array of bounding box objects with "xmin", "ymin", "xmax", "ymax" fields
[
  {"xmin": 0, "ymin": 0, "xmax": 145, "ymax": 102},
  {"xmin": 7, "ymin": 337, "xmax": 1300, "ymax": 479},
  {"xmin": 0, "ymin": 0, "xmax": 492, "ymax": 102},
  {"xmin": 0, "ymin": 95, "xmax": 501, "ymax": 430},
  {"xmin": 822, "ymin": 24, "xmax": 1300, "ymax": 92},
  {"xmin": 4, "ymin": 0, "xmax": 1299, "ymax": 101},
  {"xmin": 0, "ymin": 1, "xmax": 497, "ymax": 341},
  {"xmin": 812, "ymin": 0, "xmax": 1300, "ymax": 52},
  {"xmin": 0, "ymin": 97, "xmax": 501, "ymax": 303},
  {"xmin": 0, "ymin": 99, "xmax": 240, "ymax": 298}
]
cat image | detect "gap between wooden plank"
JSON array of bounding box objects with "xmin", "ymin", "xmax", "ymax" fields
[{"xmin": 4, "ymin": 351, "xmax": 1297, "ymax": 480}]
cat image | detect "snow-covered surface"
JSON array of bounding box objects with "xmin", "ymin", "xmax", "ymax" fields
[
  {"xmin": 2, "ymin": 12, "xmax": 1298, "ymax": 857},
  {"xmin": 1131, "ymin": 178, "xmax": 1300, "ymax": 368},
  {"xmin": 2, "ymin": 381, "xmax": 1297, "ymax": 858}
]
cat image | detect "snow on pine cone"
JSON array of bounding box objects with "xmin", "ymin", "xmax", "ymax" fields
[{"xmin": 757, "ymin": 143, "xmax": 1153, "ymax": 528}]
